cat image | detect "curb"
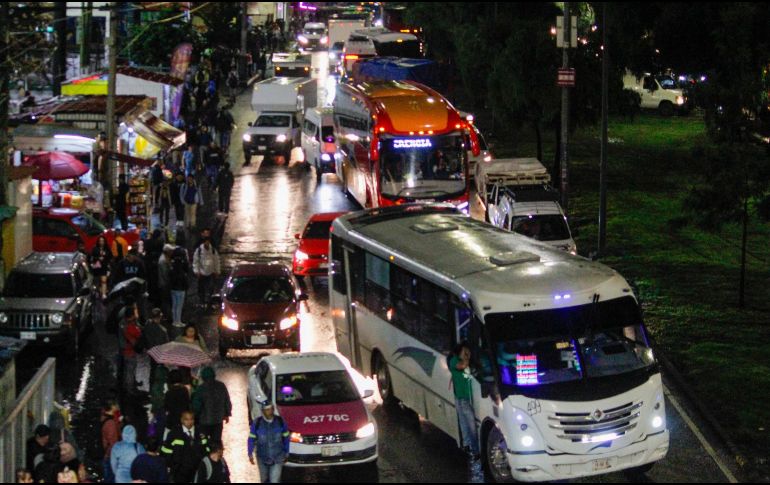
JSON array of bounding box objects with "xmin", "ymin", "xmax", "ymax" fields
[{"xmin": 655, "ymin": 350, "xmax": 751, "ymax": 480}]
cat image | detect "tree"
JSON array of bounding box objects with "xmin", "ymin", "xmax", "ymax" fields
[{"xmin": 127, "ymin": 17, "xmax": 202, "ymax": 68}]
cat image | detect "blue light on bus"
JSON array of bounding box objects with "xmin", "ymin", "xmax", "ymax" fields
[{"xmin": 393, "ymin": 138, "xmax": 433, "ymax": 149}]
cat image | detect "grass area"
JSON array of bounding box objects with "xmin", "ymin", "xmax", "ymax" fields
[{"xmin": 506, "ymin": 113, "xmax": 770, "ymax": 472}]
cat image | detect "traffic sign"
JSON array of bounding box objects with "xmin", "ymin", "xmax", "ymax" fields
[{"xmin": 557, "ymin": 68, "xmax": 576, "ymax": 87}]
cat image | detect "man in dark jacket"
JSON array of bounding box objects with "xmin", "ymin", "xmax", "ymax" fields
[
  {"xmin": 194, "ymin": 440, "xmax": 230, "ymax": 483},
  {"xmin": 115, "ymin": 174, "xmax": 129, "ymax": 230},
  {"xmin": 26, "ymin": 424, "xmax": 51, "ymax": 472},
  {"xmin": 131, "ymin": 436, "xmax": 169, "ymax": 483},
  {"xmin": 164, "ymin": 369, "xmax": 191, "ymax": 430},
  {"xmin": 113, "ymin": 249, "xmax": 148, "ymax": 285},
  {"xmin": 215, "ymin": 163, "xmax": 235, "ymax": 214},
  {"xmin": 162, "ymin": 411, "xmax": 209, "ymax": 483},
  {"xmin": 192, "ymin": 367, "xmax": 232, "ymax": 443},
  {"xmin": 247, "ymin": 402, "xmax": 290, "ymax": 484}
]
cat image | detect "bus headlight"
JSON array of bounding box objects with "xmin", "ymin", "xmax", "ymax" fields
[
  {"xmin": 276, "ymin": 134, "xmax": 288, "ymax": 143},
  {"xmin": 356, "ymin": 422, "xmax": 376, "ymax": 439},
  {"xmin": 521, "ymin": 435, "xmax": 535, "ymax": 447},
  {"xmin": 652, "ymin": 416, "xmax": 664, "ymax": 429},
  {"xmin": 243, "ymin": 134, "xmax": 252, "ymax": 142}
]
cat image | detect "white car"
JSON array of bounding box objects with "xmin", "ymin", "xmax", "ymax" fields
[
  {"xmin": 298, "ymin": 22, "xmax": 328, "ymax": 51},
  {"xmin": 247, "ymin": 352, "xmax": 378, "ymax": 468}
]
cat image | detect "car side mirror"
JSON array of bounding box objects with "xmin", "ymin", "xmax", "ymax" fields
[{"xmin": 362, "ymin": 389, "xmax": 374, "ymax": 399}]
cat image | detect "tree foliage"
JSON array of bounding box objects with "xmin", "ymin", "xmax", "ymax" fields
[{"xmin": 128, "ymin": 17, "xmax": 202, "ymax": 68}]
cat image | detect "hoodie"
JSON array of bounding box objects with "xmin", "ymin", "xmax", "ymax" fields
[
  {"xmin": 192, "ymin": 367, "xmax": 232, "ymax": 426},
  {"xmin": 110, "ymin": 425, "xmax": 146, "ymax": 484}
]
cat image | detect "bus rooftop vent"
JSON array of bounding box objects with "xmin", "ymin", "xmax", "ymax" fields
[
  {"xmin": 490, "ymin": 251, "xmax": 541, "ymax": 267},
  {"xmin": 410, "ymin": 222, "xmax": 459, "ymax": 234}
]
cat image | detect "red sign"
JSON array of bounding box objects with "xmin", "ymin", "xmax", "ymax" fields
[{"xmin": 557, "ymin": 68, "xmax": 576, "ymax": 87}]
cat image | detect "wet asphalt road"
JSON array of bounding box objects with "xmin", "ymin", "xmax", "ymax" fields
[{"xmin": 15, "ymin": 75, "xmax": 738, "ymax": 483}]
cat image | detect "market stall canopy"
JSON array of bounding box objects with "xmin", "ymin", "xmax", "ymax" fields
[
  {"xmin": 61, "ymin": 67, "xmax": 183, "ymax": 96},
  {"xmin": 23, "ymin": 152, "xmax": 89, "ymax": 180},
  {"xmin": 123, "ymin": 107, "xmax": 186, "ymax": 153},
  {"xmin": 105, "ymin": 151, "xmax": 155, "ymax": 168},
  {"xmin": 12, "ymin": 124, "xmax": 99, "ymax": 154}
]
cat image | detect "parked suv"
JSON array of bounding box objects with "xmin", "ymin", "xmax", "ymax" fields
[
  {"xmin": 0, "ymin": 252, "xmax": 94, "ymax": 353},
  {"xmin": 33, "ymin": 208, "xmax": 139, "ymax": 253},
  {"xmin": 217, "ymin": 263, "xmax": 307, "ymax": 358}
]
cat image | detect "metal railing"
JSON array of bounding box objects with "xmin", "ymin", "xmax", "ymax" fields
[{"xmin": 0, "ymin": 358, "xmax": 56, "ymax": 482}]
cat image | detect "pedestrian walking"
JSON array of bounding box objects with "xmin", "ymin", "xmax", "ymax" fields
[
  {"xmin": 198, "ymin": 126, "xmax": 213, "ymax": 167},
  {"xmin": 205, "ymin": 142, "xmax": 224, "ymax": 188},
  {"xmin": 162, "ymin": 410, "xmax": 210, "ymax": 483},
  {"xmin": 164, "ymin": 369, "xmax": 192, "ymax": 431},
  {"xmin": 119, "ymin": 312, "xmax": 143, "ymax": 396},
  {"xmin": 110, "ymin": 425, "xmax": 145, "ymax": 483},
  {"xmin": 26, "ymin": 424, "xmax": 52, "ymax": 472},
  {"xmin": 215, "ymin": 109, "xmax": 235, "ymax": 150},
  {"xmin": 170, "ymin": 173, "xmax": 186, "ymax": 226},
  {"xmin": 157, "ymin": 180, "xmax": 174, "ymax": 228},
  {"xmin": 192, "ymin": 367, "xmax": 232, "ymax": 443},
  {"xmin": 130, "ymin": 436, "xmax": 169, "ymax": 484},
  {"xmin": 157, "ymin": 244, "xmax": 175, "ymax": 321},
  {"xmin": 247, "ymin": 402, "xmax": 290, "ymax": 483},
  {"xmin": 112, "ymin": 249, "xmax": 147, "ymax": 286},
  {"xmin": 192, "ymin": 236, "xmax": 220, "ymax": 308},
  {"xmin": 184, "ymin": 145, "xmax": 197, "ymax": 179},
  {"xmin": 194, "ymin": 441, "xmax": 230, "ymax": 483},
  {"xmin": 169, "ymin": 247, "xmax": 190, "ymax": 327},
  {"xmin": 181, "ymin": 175, "xmax": 203, "ymax": 231},
  {"xmin": 150, "ymin": 160, "xmax": 164, "ymax": 208},
  {"xmin": 114, "ymin": 174, "xmax": 130, "ymax": 231},
  {"xmin": 100, "ymin": 401, "xmax": 122, "ymax": 484},
  {"xmin": 143, "ymin": 308, "xmax": 170, "ymax": 384},
  {"xmin": 450, "ymin": 342, "xmax": 480, "ymax": 459},
  {"xmin": 216, "ymin": 163, "xmax": 235, "ymax": 214},
  {"xmin": 89, "ymin": 235, "xmax": 112, "ymax": 300},
  {"xmin": 111, "ymin": 230, "xmax": 130, "ymax": 261}
]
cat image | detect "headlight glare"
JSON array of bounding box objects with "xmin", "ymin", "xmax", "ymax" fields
[
  {"xmin": 279, "ymin": 316, "xmax": 298, "ymax": 331},
  {"xmin": 51, "ymin": 313, "xmax": 64, "ymax": 325},
  {"xmin": 356, "ymin": 422, "xmax": 375, "ymax": 439},
  {"xmin": 0, "ymin": 313, "xmax": 7, "ymax": 324},
  {"xmin": 276, "ymin": 134, "xmax": 288, "ymax": 143},
  {"xmin": 221, "ymin": 315, "xmax": 239, "ymax": 331},
  {"xmin": 243, "ymin": 134, "xmax": 252, "ymax": 142}
]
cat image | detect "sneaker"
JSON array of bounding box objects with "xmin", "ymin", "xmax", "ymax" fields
[{"xmin": 172, "ymin": 321, "xmax": 185, "ymax": 328}]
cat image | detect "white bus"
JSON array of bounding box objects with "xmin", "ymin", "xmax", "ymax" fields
[{"xmin": 329, "ymin": 205, "xmax": 669, "ymax": 482}]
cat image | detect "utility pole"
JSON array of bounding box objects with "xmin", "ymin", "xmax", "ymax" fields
[
  {"xmin": 240, "ymin": 2, "xmax": 249, "ymax": 81},
  {"xmin": 598, "ymin": 2, "xmax": 609, "ymax": 255},
  {"xmin": 104, "ymin": 2, "xmax": 119, "ymax": 190},
  {"xmin": 0, "ymin": 2, "xmax": 9, "ymax": 206},
  {"xmin": 80, "ymin": 2, "xmax": 93, "ymax": 73},
  {"xmin": 53, "ymin": 2, "xmax": 68, "ymax": 96},
  {"xmin": 559, "ymin": 2, "xmax": 571, "ymax": 212}
]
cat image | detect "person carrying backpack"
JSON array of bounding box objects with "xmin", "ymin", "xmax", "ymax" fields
[
  {"xmin": 170, "ymin": 247, "xmax": 190, "ymax": 327},
  {"xmin": 247, "ymin": 402, "xmax": 290, "ymax": 483},
  {"xmin": 110, "ymin": 425, "xmax": 145, "ymax": 483},
  {"xmin": 194, "ymin": 441, "xmax": 230, "ymax": 483},
  {"xmin": 180, "ymin": 175, "xmax": 203, "ymax": 230}
]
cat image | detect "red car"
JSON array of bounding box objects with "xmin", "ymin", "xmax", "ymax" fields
[
  {"xmin": 33, "ymin": 208, "xmax": 140, "ymax": 254},
  {"xmin": 217, "ymin": 263, "xmax": 307, "ymax": 358},
  {"xmin": 293, "ymin": 212, "xmax": 347, "ymax": 282}
]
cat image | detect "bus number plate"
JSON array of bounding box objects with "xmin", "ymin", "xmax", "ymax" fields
[
  {"xmin": 321, "ymin": 446, "xmax": 342, "ymax": 457},
  {"xmin": 592, "ymin": 458, "xmax": 611, "ymax": 472}
]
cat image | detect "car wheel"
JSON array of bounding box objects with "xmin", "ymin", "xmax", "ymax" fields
[
  {"xmin": 623, "ymin": 462, "xmax": 655, "ymax": 480},
  {"xmin": 485, "ymin": 425, "xmax": 514, "ymax": 483},
  {"xmin": 659, "ymin": 101, "xmax": 674, "ymax": 117},
  {"xmin": 374, "ymin": 353, "xmax": 396, "ymax": 406}
]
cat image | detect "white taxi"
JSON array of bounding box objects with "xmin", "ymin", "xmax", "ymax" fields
[{"xmin": 247, "ymin": 352, "xmax": 378, "ymax": 468}]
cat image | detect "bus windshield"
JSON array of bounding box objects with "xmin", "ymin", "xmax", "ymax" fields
[
  {"xmin": 379, "ymin": 134, "xmax": 467, "ymax": 200},
  {"xmin": 486, "ymin": 297, "xmax": 655, "ymax": 389}
]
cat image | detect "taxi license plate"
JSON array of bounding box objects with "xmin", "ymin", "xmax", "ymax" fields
[
  {"xmin": 258, "ymin": 145, "xmax": 267, "ymax": 151},
  {"xmin": 250, "ymin": 335, "xmax": 268, "ymax": 345},
  {"xmin": 321, "ymin": 446, "xmax": 342, "ymax": 457},
  {"xmin": 20, "ymin": 332, "xmax": 37, "ymax": 341},
  {"xmin": 592, "ymin": 458, "xmax": 611, "ymax": 472}
]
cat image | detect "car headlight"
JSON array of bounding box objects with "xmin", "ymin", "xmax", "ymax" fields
[
  {"xmin": 279, "ymin": 316, "xmax": 298, "ymax": 331},
  {"xmin": 290, "ymin": 432, "xmax": 303, "ymax": 443},
  {"xmin": 295, "ymin": 250, "xmax": 309, "ymax": 262},
  {"xmin": 243, "ymin": 133, "xmax": 252, "ymax": 142},
  {"xmin": 356, "ymin": 422, "xmax": 376, "ymax": 439},
  {"xmin": 51, "ymin": 313, "xmax": 64, "ymax": 325},
  {"xmin": 676, "ymin": 95, "xmax": 685, "ymax": 105},
  {"xmin": 321, "ymin": 36, "xmax": 329, "ymax": 45},
  {"xmin": 0, "ymin": 312, "xmax": 7, "ymax": 324},
  {"xmin": 276, "ymin": 134, "xmax": 288, "ymax": 143},
  {"xmin": 652, "ymin": 416, "xmax": 664, "ymax": 429},
  {"xmin": 298, "ymin": 35, "xmax": 308, "ymax": 44},
  {"xmin": 329, "ymin": 52, "xmax": 337, "ymax": 60},
  {"xmin": 221, "ymin": 315, "xmax": 239, "ymax": 331}
]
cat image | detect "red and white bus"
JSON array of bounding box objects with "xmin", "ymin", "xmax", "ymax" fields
[{"xmin": 333, "ymin": 80, "xmax": 479, "ymax": 212}]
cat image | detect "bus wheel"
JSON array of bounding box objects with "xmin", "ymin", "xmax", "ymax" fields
[
  {"xmin": 374, "ymin": 353, "xmax": 396, "ymax": 407},
  {"xmin": 485, "ymin": 426, "xmax": 514, "ymax": 483}
]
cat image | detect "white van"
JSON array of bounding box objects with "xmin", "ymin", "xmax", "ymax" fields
[
  {"xmin": 301, "ymin": 107, "xmax": 338, "ymax": 181},
  {"xmin": 298, "ymin": 22, "xmax": 328, "ymax": 51},
  {"xmin": 623, "ymin": 71, "xmax": 688, "ymax": 116}
]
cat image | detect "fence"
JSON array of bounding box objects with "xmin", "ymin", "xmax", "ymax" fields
[{"xmin": 0, "ymin": 358, "xmax": 56, "ymax": 482}]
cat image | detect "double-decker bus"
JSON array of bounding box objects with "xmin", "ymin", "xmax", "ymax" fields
[
  {"xmin": 333, "ymin": 80, "xmax": 479, "ymax": 212},
  {"xmin": 329, "ymin": 205, "xmax": 669, "ymax": 482}
]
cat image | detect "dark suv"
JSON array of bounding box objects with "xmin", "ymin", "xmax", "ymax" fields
[
  {"xmin": 0, "ymin": 253, "xmax": 94, "ymax": 353},
  {"xmin": 217, "ymin": 263, "xmax": 307, "ymax": 358}
]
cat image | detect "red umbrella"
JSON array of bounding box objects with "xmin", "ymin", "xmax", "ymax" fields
[
  {"xmin": 147, "ymin": 342, "xmax": 212, "ymax": 368},
  {"xmin": 23, "ymin": 152, "xmax": 89, "ymax": 181}
]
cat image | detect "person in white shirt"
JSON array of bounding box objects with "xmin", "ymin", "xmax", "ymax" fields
[{"xmin": 192, "ymin": 237, "xmax": 220, "ymax": 308}]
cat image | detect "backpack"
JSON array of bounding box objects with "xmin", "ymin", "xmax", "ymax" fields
[{"xmin": 184, "ymin": 184, "xmax": 198, "ymax": 205}]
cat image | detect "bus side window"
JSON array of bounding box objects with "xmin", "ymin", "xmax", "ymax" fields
[
  {"xmin": 331, "ymin": 235, "xmax": 346, "ymax": 295},
  {"xmin": 348, "ymin": 248, "xmax": 366, "ymax": 303},
  {"xmin": 364, "ymin": 252, "xmax": 391, "ymax": 318}
]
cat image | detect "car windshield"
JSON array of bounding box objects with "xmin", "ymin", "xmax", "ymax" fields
[
  {"xmin": 227, "ymin": 276, "xmax": 294, "ymax": 304},
  {"xmin": 486, "ymin": 297, "xmax": 655, "ymax": 389},
  {"xmin": 72, "ymin": 213, "xmax": 106, "ymax": 237},
  {"xmin": 379, "ymin": 134, "xmax": 467, "ymax": 200},
  {"xmin": 303, "ymin": 221, "xmax": 332, "ymax": 239},
  {"xmin": 511, "ymin": 214, "xmax": 572, "ymax": 242},
  {"xmin": 276, "ymin": 370, "xmax": 360, "ymax": 406},
  {"xmin": 305, "ymin": 27, "xmax": 325, "ymax": 35},
  {"xmin": 4, "ymin": 272, "xmax": 74, "ymax": 298},
  {"xmin": 255, "ymin": 115, "xmax": 291, "ymax": 128}
]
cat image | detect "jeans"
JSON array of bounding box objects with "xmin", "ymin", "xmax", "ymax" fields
[
  {"xmin": 257, "ymin": 461, "xmax": 284, "ymax": 483},
  {"xmin": 220, "ymin": 131, "xmax": 231, "ymax": 150},
  {"xmin": 456, "ymin": 398, "xmax": 479, "ymax": 455},
  {"xmin": 171, "ymin": 290, "xmax": 186, "ymax": 324},
  {"xmin": 103, "ymin": 457, "xmax": 115, "ymax": 483}
]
